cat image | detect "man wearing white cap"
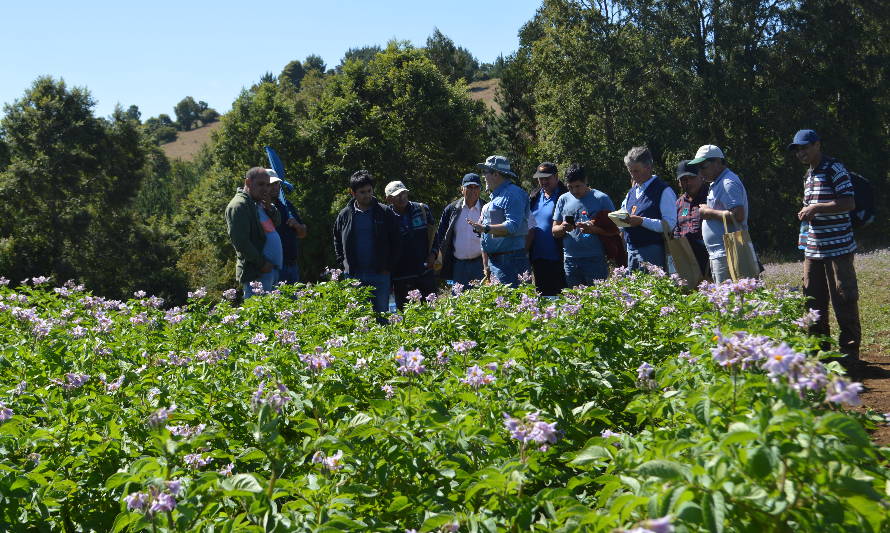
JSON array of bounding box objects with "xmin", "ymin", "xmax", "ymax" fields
[
  {"xmin": 689, "ymin": 144, "xmax": 751, "ymax": 283},
  {"xmin": 385, "ymin": 180, "xmax": 437, "ymax": 309}
]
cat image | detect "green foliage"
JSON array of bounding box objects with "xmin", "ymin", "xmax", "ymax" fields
[
  {"xmin": 0, "ymin": 77, "xmax": 185, "ymax": 300},
  {"xmin": 0, "ymin": 273, "xmax": 886, "ymax": 531},
  {"xmin": 280, "ymin": 59, "xmax": 306, "ymax": 88},
  {"xmin": 337, "ymin": 45, "xmax": 383, "ymax": 72},
  {"xmin": 173, "ymin": 97, "xmax": 201, "ymax": 131},
  {"xmin": 424, "ymin": 28, "xmax": 479, "ymax": 83},
  {"xmin": 303, "ymin": 54, "xmax": 327, "ymax": 74}
]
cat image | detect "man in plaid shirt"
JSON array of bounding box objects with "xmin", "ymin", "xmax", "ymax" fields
[
  {"xmin": 788, "ymin": 129, "xmax": 860, "ymax": 367},
  {"xmin": 673, "ymin": 160, "xmax": 709, "ymax": 277}
]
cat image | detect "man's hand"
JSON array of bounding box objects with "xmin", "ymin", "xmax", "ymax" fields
[
  {"xmin": 576, "ymin": 220, "xmax": 604, "ymax": 235},
  {"xmin": 626, "ymin": 215, "xmax": 644, "ymax": 227},
  {"xmin": 260, "ymin": 261, "xmax": 274, "ymax": 274},
  {"xmin": 286, "ymin": 218, "xmax": 300, "ymax": 229},
  {"xmin": 797, "ymin": 204, "xmax": 820, "ymax": 221},
  {"xmin": 294, "ymin": 223, "xmax": 307, "ymax": 238},
  {"xmin": 468, "ymin": 218, "xmax": 485, "ymax": 233}
]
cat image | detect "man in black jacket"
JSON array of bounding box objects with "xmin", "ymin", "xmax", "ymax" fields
[
  {"xmin": 431, "ymin": 173, "xmax": 484, "ymax": 286},
  {"xmin": 332, "ymin": 170, "xmax": 401, "ymax": 313}
]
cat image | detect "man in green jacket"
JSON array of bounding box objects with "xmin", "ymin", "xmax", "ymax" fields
[{"xmin": 225, "ymin": 167, "xmax": 280, "ymax": 298}]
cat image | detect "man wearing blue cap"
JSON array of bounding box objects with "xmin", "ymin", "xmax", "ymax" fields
[
  {"xmin": 468, "ymin": 155, "xmax": 531, "ymax": 287},
  {"xmin": 788, "ymin": 129, "xmax": 860, "ymax": 365},
  {"xmin": 431, "ymin": 173, "xmax": 485, "ymax": 286}
]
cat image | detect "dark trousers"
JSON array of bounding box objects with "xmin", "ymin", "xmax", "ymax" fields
[
  {"xmin": 531, "ymin": 258, "xmax": 566, "ymax": 296},
  {"xmin": 803, "ymin": 253, "xmax": 861, "ymax": 358},
  {"xmin": 392, "ymin": 271, "xmax": 437, "ymax": 310}
]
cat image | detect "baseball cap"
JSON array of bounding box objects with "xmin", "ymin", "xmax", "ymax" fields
[
  {"xmin": 461, "ymin": 173, "xmax": 481, "ymax": 187},
  {"xmin": 477, "ymin": 155, "xmax": 518, "ymax": 179},
  {"xmin": 787, "ymin": 129, "xmax": 820, "ymax": 151},
  {"xmin": 533, "ymin": 162, "xmax": 557, "ymax": 179},
  {"xmin": 676, "ymin": 160, "xmax": 697, "ymax": 179},
  {"xmin": 688, "ymin": 145, "xmax": 725, "ymax": 165},
  {"xmin": 265, "ymin": 169, "xmax": 281, "ymax": 184},
  {"xmin": 384, "ymin": 180, "xmax": 409, "ymax": 197}
]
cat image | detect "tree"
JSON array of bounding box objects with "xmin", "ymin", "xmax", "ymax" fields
[
  {"xmin": 336, "ymin": 45, "xmax": 382, "ymax": 72},
  {"xmin": 424, "ymin": 28, "xmax": 479, "ymax": 82},
  {"xmin": 0, "ymin": 76, "xmax": 185, "ymax": 299},
  {"xmin": 174, "ymin": 96, "xmax": 202, "ymax": 131},
  {"xmin": 280, "ymin": 60, "xmax": 306, "ymax": 88},
  {"xmin": 303, "ymin": 54, "xmax": 326, "ymax": 74},
  {"xmin": 125, "ymin": 104, "xmax": 141, "ymax": 122}
]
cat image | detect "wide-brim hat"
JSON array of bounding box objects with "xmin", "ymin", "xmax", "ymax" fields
[{"xmin": 477, "ymin": 155, "xmax": 517, "ymax": 179}]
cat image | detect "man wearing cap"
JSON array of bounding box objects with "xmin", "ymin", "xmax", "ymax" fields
[
  {"xmin": 528, "ymin": 162, "xmax": 568, "ymax": 296},
  {"xmin": 269, "ymin": 170, "xmax": 308, "ymax": 284},
  {"xmin": 468, "ymin": 155, "xmax": 531, "ymax": 287},
  {"xmin": 788, "ymin": 129, "xmax": 860, "ymax": 365},
  {"xmin": 673, "ymin": 160, "xmax": 710, "ymax": 277},
  {"xmin": 620, "ymin": 146, "xmax": 677, "ymax": 271},
  {"xmin": 432, "ymin": 173, "xmax": 485, "ymax": 286},
  {"xmin": 384, "ymin": 180, "xmax": 437, "ymax": 310},
  {"xmin": 333, "ymin": 170, "xmax": 402, "ymax": 314},
  {"xmin": 224, "ymin": 167, "xmax": 281, "ymax": 298},
  {"xmin": 690, "ymin": 144, "xmax": 752, "ymax": 283}
]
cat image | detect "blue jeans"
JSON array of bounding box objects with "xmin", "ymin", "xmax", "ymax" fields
[
  {"xmin": 452, "ymin": 257, "xmax": 484, "ymax": 286},
  {"xmin": 279, "ymin": 263, "xmax": 300, "ymax": 284},
  {"xmin": 242, "ymin": 268, "xmax": 279, "ymax": 299},
  {"xmin": 487, "ymin": 249, "xmax": 531, "ymax": 288},
  {"xmin": 564, "ymin": 256, "xmax": 608, "ymax": 287},
  {"xmin": 627, "ymin": 243, "xmax": 666, "ymax": 271},
  {"xmin": 710, "ymin": 256, "xmax": 731, "ymax": 283},
  {"xmin": 349, "ymin": 272, "xmax": 391, "ymax": 313}
]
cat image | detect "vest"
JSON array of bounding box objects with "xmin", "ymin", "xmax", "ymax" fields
[{"xmin": 624, "ymin": 177, "xmax": 668, "ymax": 248}]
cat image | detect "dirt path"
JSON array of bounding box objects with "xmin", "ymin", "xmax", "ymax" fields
[{"xmin": 857, "ymin": 348, "xmax": 890, "ymax": 446}]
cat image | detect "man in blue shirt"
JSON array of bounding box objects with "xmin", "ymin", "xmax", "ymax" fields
[
  {"xmin": 688, "ymin": 145, "xmax": 752, "ymax": 283},
  {"xmin": 552, "ymin": 164, "xmax": 617, "ymax": 286},
  {"xmin": 468, "ymin": 155, "xmax": 530, "ymax": 287},
  {"xmin": 528, "ymin": 162, "xmax": 568, "ymax": 295},
  {"xmin": 621, "ymin": 146, "xmax": 677, "ymax": 271}
]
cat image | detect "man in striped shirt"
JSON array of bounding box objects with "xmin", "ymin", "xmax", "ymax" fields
[{"xmin": 789, "ymin": 129, "xmax": 860, "ymax": 365}]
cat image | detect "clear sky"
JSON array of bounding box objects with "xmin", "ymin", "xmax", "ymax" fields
[{"xmin": 1, "ymin": 0, "xmax": 541, "ymax": 120}]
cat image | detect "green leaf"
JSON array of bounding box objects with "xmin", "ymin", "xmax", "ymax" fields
[
  {"xmin": 693, "ymin": 398, "xmax": 711, "ymax": 426},
  {"xmin": 637, "ymin": 460, "xmax": 689, "ymax": 481},
  {"xmin": 821, "ymin": 413, "xmax": 870, "ymax": 448},
  {"xmin": 387, "ymin": 495, "xmax": 410, "ymax": 513},
  {"xmin": 105, "ymin": 472, "xmax": 134, "ymax": 490},
  {"xmin": 112, "ymin": 511, "xmax": 142, "ymax": 533},
  {"xmin": 721, "ymin": 431, "xmax": 758, "ymax": 447},
  {"xmin": 746, "ymin": 446, "xmax": 774, "ymax": 479},
  {"xmin": 221, "ymin": 473, "xmax": 263, "ymax": 495},
  {"xmin": 569, "ymin": 445, "xmax": 612, "ymax": 467}
]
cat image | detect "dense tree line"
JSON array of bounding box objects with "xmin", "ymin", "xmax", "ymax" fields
[{"xmin": 1, "ymin": 5, "xmax": 887, "ymax": 299}]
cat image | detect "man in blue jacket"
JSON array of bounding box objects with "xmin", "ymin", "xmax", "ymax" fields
[{"xmin": 332, "ymin": 170, "xmax": 402, "ymax": 313}]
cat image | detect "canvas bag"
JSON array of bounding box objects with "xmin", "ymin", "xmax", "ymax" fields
[
  {"xmin": 660, "ymin": 220, "xmax": 703, "ymax": 288},
  {"xmin": 721, "ymin": 212, "xmax": 759, "ymax": 281}
]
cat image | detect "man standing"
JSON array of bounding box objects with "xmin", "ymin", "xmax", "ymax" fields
[
  {"xmin": 788, "ymin": 129, "xmax": 860, "ymax": 365},
  {"xmin": 621, "ymin": 147, "xmax": 677, "ymax": 271},
  {"xmin": 552, "ymin": 164, "xmax": 617, "ymax": 286},
  {"xmin": 468, "ymin": 155, "xmax": 530, "ymax": 287},
  {"xmin": 225, "ymin": 167, "xmax": 280, "ymax": 298},
  {"xmin": 689, "ymin": 145, "xmax": 751, "ymax": 283},
  {"xmin": 385, "ymin": 180, "xmax": 437, "ymax": 309},
  {"xmin": 332, "ymin": 170, "xmax": 401, "ymax": 314},
  {"xmin": 673, "ymin": 160, "xmax": 710, "ymax": 277},
  {"xmin": 432, "ymin": 173, "xmax": 484, "ymax": 286},
  {"xmin": 269, "ymin": 172, "xmax": 307, "ymax": 284},
  {"xmin": 528, "ymin": 162, "xmax": 568, "ymax": 296}
]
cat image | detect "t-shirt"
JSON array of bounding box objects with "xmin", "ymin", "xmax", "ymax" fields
[
  {"xmin": 553, "ymin": 189, "xmax": 615, "ymax": 258},
  {"xmin": 801, "ymin": 156, "xmax": 856, "ymax": 259},
  {"xmin": 257, "ymin": 206, "xmax": 283, "ymax": 269},
  {"xmin": 702, "ymin": 168, "xmax": 749, "ymax": 259},
  {"xmin": 530, "ymin": 193, "xmax": 560, "ymax": 261},
  {"xmin": 352, "ymin": 206, "xmax": 375, "ymax": 274}
]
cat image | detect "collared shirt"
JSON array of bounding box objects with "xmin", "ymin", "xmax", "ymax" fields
[
  {"xmin": 674, "ymin": 186, "xmax": 708, "ymax": 240},
  {"xmin": 620, "ymin": 175, "xmax": 678, "ymax": 233},
  {"xmin": 702, "ymin": 167, "xmax": 749, "ymax": 258},
  {"xmin": 454, "ymin": 199, "xmax": 482, "ymax": 260},
  {"xmin": 480, "ymin": 179, "xmax": 529, "ymax": 254},
  {"xmin": 801, "ymin": 156, "xmax": 856, "ymax": 259},
  {"xmin": 530, "ymin": 191, "xmax": 560, "ymax": 261}
]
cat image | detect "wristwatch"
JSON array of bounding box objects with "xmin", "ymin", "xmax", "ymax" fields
[{"xmin": 484, "ymin": 224, "xmax": 491, "ymax": 234}]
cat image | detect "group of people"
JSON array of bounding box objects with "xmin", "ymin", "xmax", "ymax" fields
[{"xmin": 225, "ymin": 128, "xmax": 862, "ymax": 367}]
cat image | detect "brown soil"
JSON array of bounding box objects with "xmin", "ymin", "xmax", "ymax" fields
[
  {"xmin": 854, "ymin": 347, "xmax": 890, "ymax": 446},
  {"xmin": 467, "ymin": 79, "xmax": 500, "ymax": 113},
  {"xmin": 160, "ymin": 121, "xmax": 223, "ymax": 162}
]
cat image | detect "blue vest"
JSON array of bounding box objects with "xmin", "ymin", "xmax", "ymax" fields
[{"xmin": 624, "ymin": 177, "xmax": 668, "ymax": 248}]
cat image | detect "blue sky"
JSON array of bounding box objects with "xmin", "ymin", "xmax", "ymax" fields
[{"xmin": 1, "ymin": 0, "xmax": 541, "ymax": 120}]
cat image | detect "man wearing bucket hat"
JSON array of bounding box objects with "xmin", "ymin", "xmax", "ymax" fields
[
  {"xmin": 788, "ymin": 129, "xmax": 860, "ymax": 366},
  {"xmin": 384, "ymin": 180, "xmax": 437, "ymax": 310},
  {"xmin": 689, "ymin": 144, "xmax": 751, "ymax": 283},
  {"xmin": 468, "ymin": 155, "xmax": 531, "ymax": 287}
]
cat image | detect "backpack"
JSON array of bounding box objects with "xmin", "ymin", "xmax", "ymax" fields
[{"xmin": 848, "ymin": 171, "xmax": 875, "ymax": 228}]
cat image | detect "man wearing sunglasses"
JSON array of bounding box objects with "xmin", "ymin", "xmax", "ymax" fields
[{"xmin": 468, "ymin": 155, "xmax": 531, "ymax": 287}]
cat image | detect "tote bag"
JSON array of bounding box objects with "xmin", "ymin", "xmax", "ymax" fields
[
  {"xmin": 661, "ymin": 220, "xmax": 703, "ymax": 288},
  {"xmin": 721, "ymin": 213, "xmax": 759, "ymax": 281}
]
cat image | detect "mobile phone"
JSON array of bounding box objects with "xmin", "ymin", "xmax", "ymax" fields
[{"xmin": 565, "ymin": 215, "xmax": 575, "ymax": 225}]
